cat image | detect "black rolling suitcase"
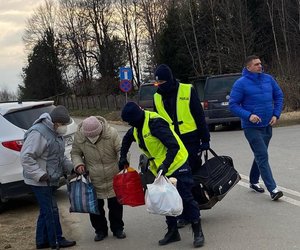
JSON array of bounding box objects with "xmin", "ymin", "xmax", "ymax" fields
[
  {"xmin": 193, "ymin": 148, "xmax": 241, "ymax": 201},
  {"xmin": 191, "ymin": 183, "xmax": 218, "ymax": 210}
]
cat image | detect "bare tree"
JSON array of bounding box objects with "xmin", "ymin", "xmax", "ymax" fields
[
  {"xmin": 139, "ymin": 0, "xmax": 170, "ymax": 67},
  {"xmin": 266, "ymin": 0, "xmax": 284, "ymax": 75},
  {"xmin": 23, "ymin": 0, "xmax": 59, "ymax": 52},
  {"xmin": 59, "ymin": 0, "xmax": 96, "ymax": 95},
  {"xmin": 178, "ymin": 0, "xmax": 204, "ymax": 76},
  {"xmin": 115, "ymin": 0, "xmax": 141, "ymax": 88},
  {"xmin": 277, "ymin": 0, "xmax": 290, "ymax": 72},
  {"xmin": 208, "ymin": 0, "xmax": 222, "ymax": 73}
]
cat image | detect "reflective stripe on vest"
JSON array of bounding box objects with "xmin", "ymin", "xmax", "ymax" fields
[
  {"xmin": 154, "ymin": 83, "xmax": 197, "ymax": 134},
  {"xmin": 133, "ymin": 111, "xmax": 188, "ymax": 177}
]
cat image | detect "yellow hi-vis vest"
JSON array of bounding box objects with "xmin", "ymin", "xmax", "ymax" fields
[
  {"xmin": 133, "ymin": 111, "xmax": 188, "ymax": 177},
  {"xmin": 154, "ymin": 83, "xmax": 197, "ymax": 135}
]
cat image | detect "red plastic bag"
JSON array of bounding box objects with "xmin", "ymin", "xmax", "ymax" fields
[{"xmin": 113, "ymin": 167, "xmax": 145, "ymax": 207}]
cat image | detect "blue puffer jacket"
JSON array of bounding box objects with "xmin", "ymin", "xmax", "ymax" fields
[{"xmin": 229, "ymin": 68, "xmax": 284, "ymax": 128}]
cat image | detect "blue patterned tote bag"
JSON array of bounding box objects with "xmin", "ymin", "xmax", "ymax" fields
[{"xmin": 67, "ymin": 174, "xmax": 99, "ymax": 214}]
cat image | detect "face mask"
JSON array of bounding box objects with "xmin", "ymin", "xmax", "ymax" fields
[
  {"xmin": 87, "ymin": 135, "xmax": 99, "ymax": 144},
  {"xmin": 56, "ymin": 125, "xmax": 67, "ymax": 135}
]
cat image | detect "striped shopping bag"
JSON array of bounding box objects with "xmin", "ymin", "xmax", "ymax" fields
[{"xmin": 67, "ymin": 174, "xmax": 99, "ymax": 214}]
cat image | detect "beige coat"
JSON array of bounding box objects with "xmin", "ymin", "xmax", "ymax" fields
[{"xmin": 71, "ymin": 116, "xmax": 121, "ymax": 199}]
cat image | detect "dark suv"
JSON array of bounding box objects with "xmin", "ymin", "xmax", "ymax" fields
[
  {"xmin": 192, "ymin": 73, "xmax": 242, "ymax": 131},
  {"xmin": 137, "ymin": 81, "xmax": 159, "ymax": 110}
]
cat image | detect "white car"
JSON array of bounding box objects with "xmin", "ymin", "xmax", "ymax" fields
[{"xmin": 0, "ymin": 101, "xmax": 77, "ymax": 211}]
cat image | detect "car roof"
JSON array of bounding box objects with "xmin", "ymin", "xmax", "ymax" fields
[
  {"xmin": 0, "ymin": 101, "xmax": 54, "ymax": 115},
  {"xmin": 207, "ymin": 73, "xmax": 241, "ymax": 79},
  {"xmin": 140, "ymin": 81, "xmax": 157, "ymax": 86}
]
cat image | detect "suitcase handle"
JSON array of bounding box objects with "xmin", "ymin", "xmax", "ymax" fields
[
  {"xmin": 198, "ymin": 149, "xmax": 232, "ymax": 179},
  {"xmin": 199, "ymin": 148, "xmax": 225, "ymax": 164}
]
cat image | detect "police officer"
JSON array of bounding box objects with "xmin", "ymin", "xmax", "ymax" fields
[
  {"xmin": 118, "ymin": 102, "xmax": 205, "ymax": 248},
  {"xmin": 153, "ymin": 64, "xmax": 210, "ymax": 227}
]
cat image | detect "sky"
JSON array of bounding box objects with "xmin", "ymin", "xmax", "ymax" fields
[{"xmin": 0, "ymin": 0, "xmax": 44, "ymax": 93}]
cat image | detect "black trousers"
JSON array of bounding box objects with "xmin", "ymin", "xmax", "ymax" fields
[{"xmin": 89, "ymin": 197, "xmax": 124, "ymax": 234}]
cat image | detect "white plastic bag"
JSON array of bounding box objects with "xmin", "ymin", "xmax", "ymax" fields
[{"xmin": 145, "ymin": 171, "xmax": 183, "ymax": 216}]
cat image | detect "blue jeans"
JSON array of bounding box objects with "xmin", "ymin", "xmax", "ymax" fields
[
  {"xmin": 31, "ymin": 185, "xmax": 63, "ymax": 246},
  {"xmin": 166, "ymin": 163, "xmax": 200, "ymax": 227},
  {"xmin": 244, "ymin": 126, "xmax": 277, "ymax": 192}
]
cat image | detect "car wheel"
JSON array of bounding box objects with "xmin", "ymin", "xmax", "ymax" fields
[
  {"xmin": 208, "ymin": 124, "xmax": 215, "ymax": 132},
  {"xmin": 232, "ymin": 121, "xmax": 241, "ymax": 129},
  {"xmin": 0, "ymin": 199, "xmax": 5, "ymax": 213}
]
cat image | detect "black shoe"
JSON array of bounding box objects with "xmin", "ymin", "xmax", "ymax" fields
[
  {"xmin": 193, "ymin": 231, "xmax": 205, "ymax": 248},
  {"xmin": 249, "ymin": 183, "xmax": 265, "ymax": 193},
  {"xmin": 192, "ymin": 220, "xmax": 205, "ymax": 248},
  {"xmin": 113, "ymin": 230, "xmax": 126, "ymax": 239},
  {"xmin": 270, "ymin": 189, "xmax": 283, "ymax": 201},
  {"xmin": 36, "ymin": 243, "xmax": 50, "ymax": 249},
  {"xmin": 158, "ymin": 227, "xmax": 181, "ymax": 246},
  {"xmin": 94, "ymin": 232, "xmax": 108, "ymax": 241},
  {"xmin": 51, "ymin": 238, "xmax": 76, "ymax": 249},
  {"xmin": 177, "ymin": 219, "xmax": 189, "ymax": 229}
]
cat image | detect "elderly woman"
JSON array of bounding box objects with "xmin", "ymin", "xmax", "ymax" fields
[{"xmin": 71, "ymin": 116, "xmax": 126, "ymax": 242}]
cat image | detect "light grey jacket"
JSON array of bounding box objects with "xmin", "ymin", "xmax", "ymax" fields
[
  {"xmin": 21, "ymin": 113, "xmax": 73, "ymax": 186},
  {"xmin": 71, "ymin": 116, "xmax": 121, "ymax": 199}
]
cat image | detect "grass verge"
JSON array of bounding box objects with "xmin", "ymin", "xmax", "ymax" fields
[{"xmin": 69, "ymin": 109, "xmax": 300, "ymax": 127}]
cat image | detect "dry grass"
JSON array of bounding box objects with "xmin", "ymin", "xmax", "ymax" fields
[{"xmin": 275, "ymin": 111, "xmax": 300, "ymax": 127}]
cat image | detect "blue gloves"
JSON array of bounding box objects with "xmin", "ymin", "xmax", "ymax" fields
[
  {"xmin": 200, "ymin": 141, "xmax": 210, "ymax": 151},
  {"xmin": 157, "ymin": 164, "xmax": 168, "ymax": 176}
]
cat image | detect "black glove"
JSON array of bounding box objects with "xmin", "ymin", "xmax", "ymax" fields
[
  {"xmin": 200, "ymin": 141, "xmax": 210, "ymax": 151},
  {"xmin": 157, "ymin": 164, "xmax": 168, "ymax": 176},
  {"xmin": 118, "ymin": 157, "xmax": 129, "ymax": 171},
  {"xmin": 39, "ymin": 173, "xmax": 50, "ymax": 182}
]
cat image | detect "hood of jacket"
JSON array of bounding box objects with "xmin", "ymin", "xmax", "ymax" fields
[
  {"xmin": 33, "ymin": 113, "xmax": 55, "ymax": 132},
  {"xmin": 242, "ymin": 67, "xmax": 265, "ymax": 82}
]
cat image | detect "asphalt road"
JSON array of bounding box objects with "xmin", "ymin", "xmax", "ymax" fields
[{"xmin": 53, "ymin": 121, "xmax": 300, "ymax": 250}]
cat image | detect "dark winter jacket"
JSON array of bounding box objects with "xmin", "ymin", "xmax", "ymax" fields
[
  {"xmin": 120, "ymin": 116, "xmax": 182, "ymax": 169},
  {"xmin": 229, "ymin": 68, "xmax": 284, "ymax": 128},
  {"xmin": 153, "ymin": 71, "xmax": 210, "ymax": 145}
]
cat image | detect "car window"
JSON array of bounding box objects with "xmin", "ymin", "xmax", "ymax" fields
[
  {"xmin": 139, "ymin": 85, "xmax": 158, "ymax": 101},
  {"xmin": 192, "ymin": 79, "xmax": 206, "ymax": 101},
  {"xmin": 3, "ymin": 105, "xmax": 55, "ymax": 130},
  {"xmin": 205, "ymin": 76, "xmax": 240, "ymax": 97}
]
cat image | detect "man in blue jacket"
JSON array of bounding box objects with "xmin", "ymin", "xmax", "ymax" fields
[{"xmin": 229, "ymin": 55, "xmax": 284, "ymax": 201}]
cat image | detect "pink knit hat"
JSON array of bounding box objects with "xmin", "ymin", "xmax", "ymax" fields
[{"xmin": 82, "ymin": 116, "xmax": 103, "ymax": 137}]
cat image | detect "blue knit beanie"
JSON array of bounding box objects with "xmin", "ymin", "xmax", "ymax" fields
[
  {"xmin": 121, "ymin": 102, "xmax": 144, "ymax": 123},
  {"xmin": 154, "ymin": 64, "xmax": 173, "ymax": 82}
]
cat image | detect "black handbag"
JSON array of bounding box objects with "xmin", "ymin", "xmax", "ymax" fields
[{"xmin": 193, "ymin": 148, "xmax": 241, "ymax": 201}]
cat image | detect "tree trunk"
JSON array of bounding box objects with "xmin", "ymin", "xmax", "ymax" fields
[{"xmin": 266, "ymin": 0, "xmax": 284, "ymax": 75}]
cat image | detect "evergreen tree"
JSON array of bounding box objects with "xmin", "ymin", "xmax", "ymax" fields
[
  {"xmin": 19, "ymin": 29, "xmax": 67, "ymax": 100},
  {"xmin": 157, "ymin": 3, "xmax": 194, "ymax": 82}
]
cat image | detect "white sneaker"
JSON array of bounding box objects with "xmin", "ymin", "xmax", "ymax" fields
[
  {"xmin": 270, "ymin": 188, "xmax": 283, "ymax": 201},
  {"xmin": 249, "ymin": 183, "xmax": 265, "ymax": 193}
]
